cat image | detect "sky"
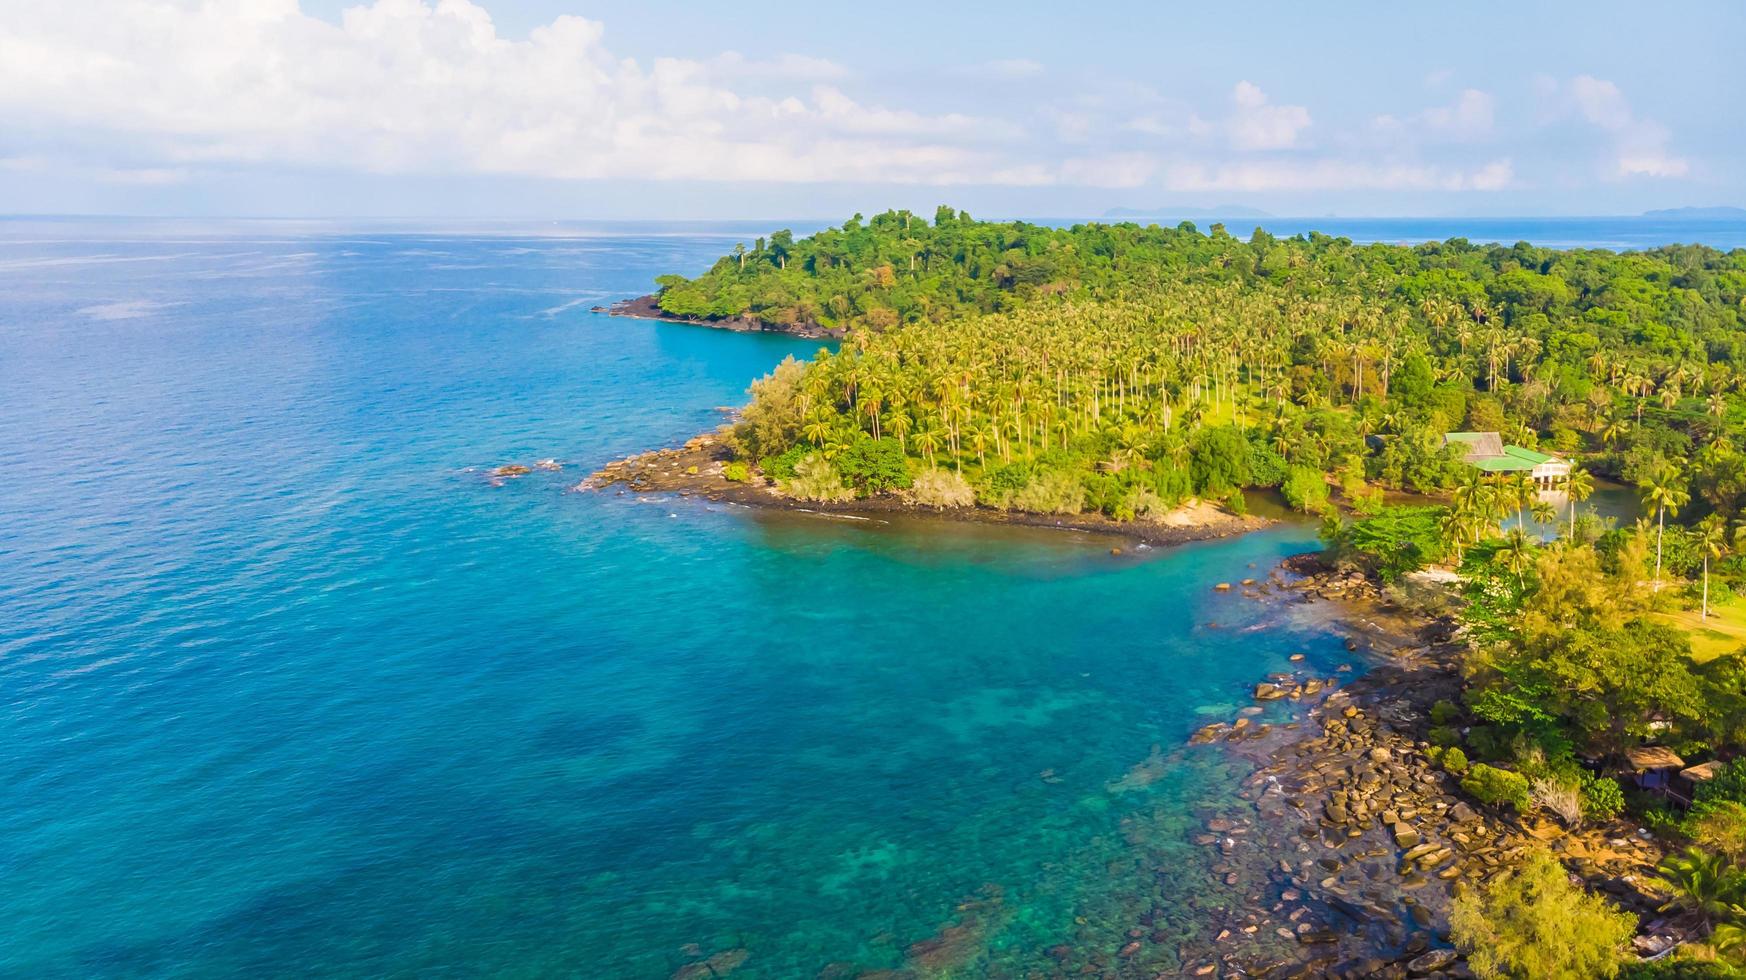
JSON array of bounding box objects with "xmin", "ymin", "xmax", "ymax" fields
[{"xmin": 2, "ymin": 0, "xmax": 1742, "ymax": 220}]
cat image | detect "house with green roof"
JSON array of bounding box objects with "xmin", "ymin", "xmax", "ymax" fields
[{"xmin": 1444, "ymin": 431, "xmax": 1571, "ymax": 488}]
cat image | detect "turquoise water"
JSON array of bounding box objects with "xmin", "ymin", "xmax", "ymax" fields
[{"xmin": 0, "ymin": 227, "xmax": 1363, "ymax": 977}]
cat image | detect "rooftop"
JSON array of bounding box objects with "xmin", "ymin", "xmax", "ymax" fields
[
  {"xmin": 1626, "ymin": 745, "xmax": 1686, "ymax": 771},
  {"xmin": 1443, "ymin": 431, "xmax": 1565, "ymax": 472}
]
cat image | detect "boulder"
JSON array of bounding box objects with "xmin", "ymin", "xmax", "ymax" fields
[{"xmin": 1406, "ymin": 947, "xmax": 1457, "ymax": 975}]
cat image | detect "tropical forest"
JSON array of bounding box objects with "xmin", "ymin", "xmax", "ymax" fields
[{"xmin": 649, "ymin": 208, "xmax": 1746, "ymax": 974}]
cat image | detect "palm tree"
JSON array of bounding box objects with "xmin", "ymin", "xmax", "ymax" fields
[
  {"xmin": 1561, "ymin": 466, "xmax": 1595, "ymax": 539},
  {"xmin": 1699, "ymin": 513, "xmax": 1729, "ymax": 620},
  {"xmin": 1642, "ymin": 463, "xmax": 1691, "ymax": 588},
  {"xmin": 1530, "ymin": 497, "xmax": 1558, "ymax": 536},
  {"xmin": 1495, "ymin": 526, "xmax": 1536, "ymax": 589},
  {"xmin": 801, "ymin": 416, "xmax": 834, "ymax": 447},
  {"xmin": 1660, "ymin": 845, "xmax": 1744, "ymax": 933},
  {"xmin": 913, "ymin": 426, "xmax": 942, "ymax": 467}
]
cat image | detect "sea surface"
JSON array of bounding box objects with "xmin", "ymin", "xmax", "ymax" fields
[{"xmin": 0, "ymin": 217, "xmax": 1698, "ymax": 977}]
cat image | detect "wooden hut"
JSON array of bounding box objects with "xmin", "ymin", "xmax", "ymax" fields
[{"xmin": 1625, "ymin": 746, "xmax": 1686, "ymax": 797}]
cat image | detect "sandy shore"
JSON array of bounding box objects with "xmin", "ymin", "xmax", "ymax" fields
[{"xmin": 577, "ymin": 431, "xmax": 1272, "ymax": 549}]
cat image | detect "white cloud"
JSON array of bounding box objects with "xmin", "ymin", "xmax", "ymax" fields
[
  {"xmin": 1423, "ymin": 89, "xmax": 1494, "ymax": 138},
  {"xmin": 0, "ymin": 2, "xmax": 1611, "ymax": 200},
  {"xmin": 1567, "ymin": 75, "xmax": 1688, "ymax": 178},
  {"xmin": 0, "ymin": 0, "xmax": 1023, "ymax": 185},
  {"xmin": 1164, "ymin": 158, "xmax": 1513, "ymax": 193},
  {"xmin": 1226, "ymin": 81, "xmax": 1311, "ymax": 151}
]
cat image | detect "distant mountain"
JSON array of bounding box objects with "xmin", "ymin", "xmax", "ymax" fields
[
  {"xmin": 1103, "ymin": 205, "xmax": 1273, "ymax": 220},
  {"xmin": 1642, "ymin": 206, "xmax": 1746, "ymax": 219}
]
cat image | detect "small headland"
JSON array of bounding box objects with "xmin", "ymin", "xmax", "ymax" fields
[
  {"xmin": 596, "ymin": 294, "xmax": 844, "ymax": 340},
  {"xmin": 578, "ymin": 431, "xmax": 1271, "ymax": 549}
]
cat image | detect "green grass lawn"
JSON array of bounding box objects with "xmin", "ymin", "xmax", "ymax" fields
[{"xmin": 1661, "ymin": 588, "xmax": 1746, "ymax": 662}]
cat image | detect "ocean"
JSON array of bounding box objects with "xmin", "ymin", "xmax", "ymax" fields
[{"xmin": 0, "ymin": 216, "xmax": 1716, "ymax": 976}]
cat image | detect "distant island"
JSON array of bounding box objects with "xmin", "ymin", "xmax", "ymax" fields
[
  {"xmin": 592, "ymin": 206, "xmax": 1746, "ymax": 973},
  {"xmin": 1642, "ymin": 205, "xmax": 1746, "ymax": 219}
]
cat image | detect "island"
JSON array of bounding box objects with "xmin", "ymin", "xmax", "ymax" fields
[{"xmin": 591, "ymin": 208, "xmax": 1746, "ymax": 976}]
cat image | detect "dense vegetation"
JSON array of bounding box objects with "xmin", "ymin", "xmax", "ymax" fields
[
  {"xmin": 669, "ymin": 208, "xmax": 1746, "ymax": 524},
  {"xmin": 653, "ymin": 209, "xmax": 1746, "ymax": 970}
]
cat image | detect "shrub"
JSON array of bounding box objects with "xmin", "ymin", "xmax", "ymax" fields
[
  {"xmin": 1695, "ymin": 759, "xmax": 1746, "ymax": 810},
  {"xmin": 1335, "ymin": 506, "xmax": 1448, "ymax": 581},
  {"xmin": 1122, "ymin": 486, "xmax": 1173, "ymax": 521},
  {"xmin": 1451, "ymin": 849, "xmax": 1635, "ymax": 979},
  {"xmin": 1280, "ymin": 466, "xmax": 1330, "ymax": 513},
  {"xmin": 759, "ymin": 445, "xmax": 811, "ymax": 481},
  {"xmin": 1442, "ymin": 746, "xmax": 1470, "ymax": 776},
  {"xmin": 721, "ymin": 461, "xmax": 750, "ymax": 483},
  {"xmin": 1532, "ymin": 776, "xmax": 1584, "ymax": 827},
  {"xmin": 835, "ymin": 436, "xmax": 911, "ymax": 494},
  {"xmin": 1428, "ymin": 725, "xmax": 1463, "ymax": 748},
  {"xmin": 1148, "ymin": 464, "xmax": 1192, "ymax": 506},
  {"xmin": 779, "ymin": 453, "xmax": 854, "ymax": 502},
  {"xmin": 1189, "ymin": 425, "xmax": 1250, "ymax": 494},
  {"xmin": 1461, "ymin": 763, "xmax": 1532, "ymax": 811},
  {"xmin": 1687, "ymin": 800, "xmax": 1746, "ymax": 861},
  {"xmin": 1246, "ymin": 437, "xmax": 1288, "ymax": 487},
  {"xmin": 1011, "ymin": 469, "xmax": 1085, "ymax": 515},
  {"xmin": 1430, "ymin": 699, "xmax": 1462, "ymax": 726},
  {"xmin": 1580, "ymin": 774, "xmax": 1626, "ymax": 823},
  {"xmin": 909, "ymin": 468, "xmax": 975, "ymax": 509}
]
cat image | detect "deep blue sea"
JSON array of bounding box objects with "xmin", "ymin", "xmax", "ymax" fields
[{"xmin": 0, "ymin": 216, "xmax": 1724, "ymax": 977}]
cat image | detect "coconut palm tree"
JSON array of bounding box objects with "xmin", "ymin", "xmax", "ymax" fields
[
  {"xmin": 1530, "ymin": 497, "xmax": 1559, "ymax": 536},
  {"xmin": 1699, "ymin": 514, "xmax": 1729, "ymax": 620},
  {"xmin": 1495, "ymin": 526, "xmax": 1536, "ymax": 589},
  {"xmin": 1561, "ymin": 466, "xmax": 1595, "ymax": 539},
  {"xmin": 1641, "ymin": 463, "xmax": 1691, "ymax": 588}
]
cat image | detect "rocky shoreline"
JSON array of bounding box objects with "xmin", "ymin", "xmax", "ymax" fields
[
  {"xmin": 595, "ymin": 294, "xmax": 844, "ymax": 340},
  {"xmin": 576, "ymin": 437, "xmax": 1682, "ymax": 978},
  {"xmin": 577, "ymin": 431, "xmax": 1271, "ymax": 549},
  {"xmin": 1149, "ymin": 555, "xmax": 1677, "ymax": 979}
]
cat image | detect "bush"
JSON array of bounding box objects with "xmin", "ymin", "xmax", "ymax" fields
[
  {"xmin": 1429, "ymin": 725, "xmax": 1463, "ymax": 748},
  {"xmin": 1336, "ymin": 506, "xmax": 1448, "ymax": 581},
  {"xmin": 1190, "ymin": 425, "xmax": 1250, "ymax": 494},
  {"xmin": 1695, "ymin": 759, "xmax": 1746, "ymax": 810},
  {"xmin": 1442, "ymin": 746, "xmax": 1470, "ymax": 776},
  {"xmin": 1687, "ymin": 800, "xmax": 1746, "ymax": 861},
  {"xmin": 1532, "ymin": 776, "xmax": 1584, "ymax": 827},
  {"xmin": 1622, "ymin": 958, "xmax": 1746, "ymax": 979},
  {"xmin": 1461, "ymin": 763, "xmax": 1532, "ymax": 811},
  {"xmin": 721, "ymin": 461, "xmax": 750, "ymax": 483},
  {"xmin": 1246, "ymin": 437, "xmax": 1288, "ymax": 487},
  {"xmin": 908, "ymin": 468, "xmax": 975, "ymax": 509},
  {"xmin": 779, "ymin": 453, "xmax": 854, "ymax": 502},
  {"xmin": 1581, "ymin": 773, "xmax": 1626, "ymax": 823},
  {"xmin": 1280, "ymin": 466, "xmax": 1330, "ymax": 513},
  {"xmin": 1430, "ymin": 699, "xmax": 1462, "ymax": 726},
  {"xmin": 1011, "ymin": 469, "xmax": 1085, "ymax": 515},
  {"xmin": 835, "ymin": 436, "xmax": 911, "ymax": 494},
  {"xmin": 760, "ymin": 445, "xmax": 810, "ymax": 481},
  {"xmin": 1451, "ymin": 849, "xmax": 1635, "ymax": 979}
]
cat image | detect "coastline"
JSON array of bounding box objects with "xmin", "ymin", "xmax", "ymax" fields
[
  {"xmin": 1154, "ymin": 555, "xmax": 1675, "ymax": 977},
  {"xmin": 577, "ymin": 430, "xmax": 1273, "ymax": 549},
  {"xmin": 595, "ymin": 294, "xmax": 844, "ymax": 340},
  {"xmin": 573, "ymin": 436, "xmax": 1680, "ymax": 976}
]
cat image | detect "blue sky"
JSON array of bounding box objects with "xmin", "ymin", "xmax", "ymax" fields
[{"xmin": 2, "ymin": 0, "xmax": 1742, "ymax": 219}]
